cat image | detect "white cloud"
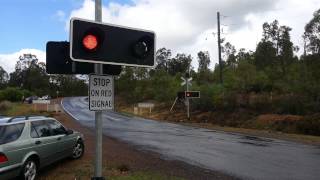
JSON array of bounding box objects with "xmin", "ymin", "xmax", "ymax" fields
[
  {"xmin": 55, "ymin": 10, "xmax": 66, "ymax": 22},
  {"xmin": 0, "ymin": 49, "xmax": 46, "ymax": 73},
  {"xmin": 65, "ymin": 0, "xmax": 320, "ymax": 69}
]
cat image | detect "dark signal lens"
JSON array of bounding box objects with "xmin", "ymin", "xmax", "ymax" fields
[
  {"xmin": 132, "ymin": 36, "xmax": 153, "ymax": 59},
  {"xmin": 82, "ymin": 34, "xmax": 98, "ymax": 50}
]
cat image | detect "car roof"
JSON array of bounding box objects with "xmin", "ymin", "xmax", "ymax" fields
[
  {"xmin": 0, "ymin": 117, "xmax": 10, "ymax": 125},
  {"xmin": 0, "ymin": 116, "xmax": 55, "ymax": 125}
]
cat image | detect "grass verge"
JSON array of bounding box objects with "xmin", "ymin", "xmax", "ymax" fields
[
  {"xmin": 117, "ymin": 107, "xmax": 320, "ymax": 146},
  {"xmin": 0, "ymin": 102, "xmax": 51, "ymax": 117}
]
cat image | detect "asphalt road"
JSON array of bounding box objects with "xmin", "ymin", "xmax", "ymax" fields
[{"xmin": 62, "ymin": 97, "xmax": 320, "ymax": 180}]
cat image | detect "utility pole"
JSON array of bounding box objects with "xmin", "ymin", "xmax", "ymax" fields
[
  {"xmin": 217, "ymin": 12, "xmax": 223, "ymax": 84},
  {"xmin": 186, "ymin": 71, "xmax": 190, "ymax": 120},
  {"xmin": 93, "ymin": 0, "xmax": 104, "ymax": 180}
]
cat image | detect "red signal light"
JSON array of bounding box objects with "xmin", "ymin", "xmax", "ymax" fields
[
  {"xmin": 82, "ymin": 34, "xmax": 98, "ymax": 50},
  {"xmin": 186, "ymin": 93, "xmax": 190, "ymax": 97}
]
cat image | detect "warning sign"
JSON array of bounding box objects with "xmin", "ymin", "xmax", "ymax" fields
[{"xmin": 89, "ymin": 74, "xmax": 114, "ymax": 111}]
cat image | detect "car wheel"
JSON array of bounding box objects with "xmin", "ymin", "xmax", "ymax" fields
[
  {"xmin": 22, "ymin": 159, "xmax": 37, "ymax": 180},
  {"xmin": 72, "ymin": 141, "xmax": 84, "ymax": 159}
]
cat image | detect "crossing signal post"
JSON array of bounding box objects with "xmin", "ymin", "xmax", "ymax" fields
[
  {"xmin": 70, "ymin": 18, "xmax": 155, "ymax": 67},
  {"xmin": 170, "ymin": 91, "xmax": 201, "ymax": 113},
  {"xmin": 170, "ymin": 74, "xmax": 201, "ymax": 119}
]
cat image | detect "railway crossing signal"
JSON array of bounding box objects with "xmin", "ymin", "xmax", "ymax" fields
[
  {"xmin": 70, "ymin": 18, "xmax": 155, "ymax": 67},
  {"xmin": 46, "ymin": 9, "xmax": 156, "ymax": 179},
  {"xmin": 185, "ymin": 91, "xmax": 200, "ymax": 98},
  {"xmin": 46, "ymin": 41, "xmax": 122, "ymax": 75},
  {"xmin": 177, "ymin": 91, "xmax": 200, "ymax": 99}
]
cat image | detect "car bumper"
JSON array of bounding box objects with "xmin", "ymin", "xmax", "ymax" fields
[{"xmin": 0, "ymin": 164, "xmax": 21, "ymax": 179}]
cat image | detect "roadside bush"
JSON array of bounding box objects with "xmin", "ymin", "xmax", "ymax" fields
[
  {"xmin": 272, "ymin": 95, "xmax": 307, "ymax": 115},
  {"xmin": 271, "ymin": 120, "xmax": 297, "ymax": 133},
  {"xmin": 150, "ymin": 72, "xmax": 180, "ymax": 103},
  {"xmin": 192, "ymin": 84, "xmax": 234, "ymax": 111},
  {"xmin": 192, "ymin": 84, "xmax": 216, "ymax": 111},
  {"xmin": 248, "ymin": 93, "xmax": 272, "ymax": 113},
  {"xmin": 222, "ymin": 91, "xmax": 238, "ymax": 112},
  {"xmin": 0, "ymin": 87, "xmax": 33, "ymax": 102},
  {"xmin": 0, "ymin": 87, "xmax": 23, "ymax": 102},
  {"xmin": 295, "ymin": 116, "xmax": 320, "ymax": 136},
  {"xmin": 21, "ymin": 89, "xmax": 33, "ymax": 99},
  {"xmin": 0, "ymin": 101, "xmax": 12, "ymax": 112}
]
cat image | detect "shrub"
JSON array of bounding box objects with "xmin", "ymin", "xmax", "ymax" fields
[
  {"xmin": 1, "ymin": 87, "xmax": 23, "ymax": 102},
  {"xmin": 21, "ymin": 89, "xmax": 33, "ymax": 99},
  {"xmin": 0, "ymin": 87, "xmax": 33, "ymax": 102},
  {"xmin": 192, "ymin": 84, "xmax": 234, "ymax": 111},
  {"xmin": 272, "ymin": 95, "xmax": 307, "ymax": 115},
  {"xmin": 0, "ymin": 101, "xmax": 12, "ymax": 112},
  {"xmin": 248, "ymin": 93, "xmax": 272, "ymax": 113},
  {"xmin": 295, "ymin": 116, "xmax": 320, "ymax": 136}
]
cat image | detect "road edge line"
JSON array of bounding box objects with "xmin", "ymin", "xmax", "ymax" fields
[{"xmin": 61, "ymin": 97, "xmax": 80, "ymax": 121}]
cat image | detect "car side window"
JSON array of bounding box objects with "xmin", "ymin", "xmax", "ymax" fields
[
  {"xmin": 30, "ymin": 125, "xmax": 39, "ymax": 138},
  {"xmin": 0, "ymin": 123, "xmax": 25, "ymax": 145},
  {"xmin": 46, "ymin": 120, "xmax": 66, "ymax": 136},
  {"xmin": 31, "ymin": 121, "xmax": 51, "ymax": 137}
]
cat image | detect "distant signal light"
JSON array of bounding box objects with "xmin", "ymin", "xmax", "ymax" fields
[{"xmin": 185, "ymin": 91, "xmax": 200, "ymax": 98}]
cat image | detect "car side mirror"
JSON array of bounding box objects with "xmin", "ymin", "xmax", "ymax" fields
[{"xmin": 66, "ymin": 129, "xmax": 74, "ymax": 135}]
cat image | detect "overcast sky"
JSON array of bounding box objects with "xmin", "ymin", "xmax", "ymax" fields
[{"xmin": 0, "ymin": 0, "xmax": 319, "ymax": 72}]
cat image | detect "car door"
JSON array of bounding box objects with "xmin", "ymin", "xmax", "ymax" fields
[
  {"xmin": 30, "ymin": 120, "xmax": 61, "ymax": 167},
  {"xmin": 46, "ymin": 120, "xmax": 75, "ymax": 158}
]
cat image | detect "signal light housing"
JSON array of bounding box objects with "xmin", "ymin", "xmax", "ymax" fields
[
  {"xmin": 177, "ymin": 91, "xmax": 200, "ymax": 99},
  {"xmin": 185, "ymin": 91, "xmax": 200, "ymax": 98},
  {"xmin": 46, "ymin": 41, "xmax": 122, "ymax": 75},
  {"xmin": 70, "ymin": 18, "xmax": 155, "ymax": 67}
]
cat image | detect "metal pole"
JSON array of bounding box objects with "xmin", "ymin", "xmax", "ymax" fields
[
  {"xmin": 217, "ymin": 12, "xmax": 223, "ymax": 84},
  {"xmin": 186, "ymin": 73, "xmax": 190, "ymax": 120},
  {"xmin": 93, "ymin": 0, "xmax": 104, "ymax": 179}
]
